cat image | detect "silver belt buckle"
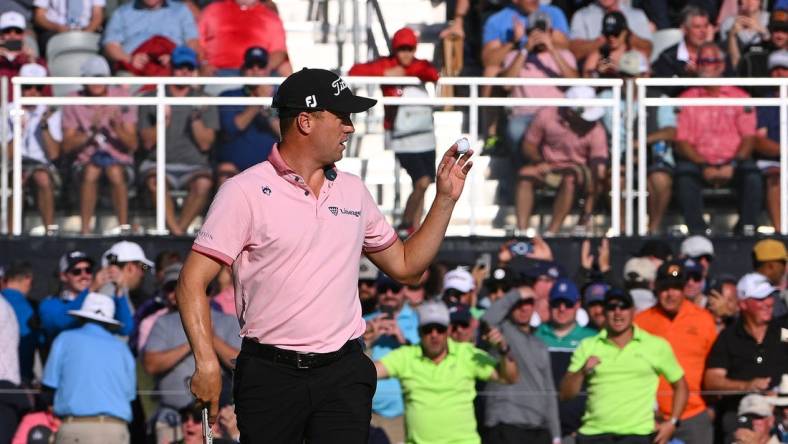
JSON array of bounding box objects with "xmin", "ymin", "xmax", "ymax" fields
[{"xmin": 295, "ymin": 352, "xmax": 310, "ymax": 369}]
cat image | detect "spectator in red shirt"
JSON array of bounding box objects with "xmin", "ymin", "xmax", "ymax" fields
[
  {"xmin": 0, "ymin": 12, "xmax": 46, "ymax": 100},
  {"xmin": 674, "ymin": 42, "xmax": 761, "ymax": 235},
  {"xmin": 348, "ymin": 27, "xmax": 440, "ymax": 232},
  {"xmin": 199, "ymin": 0, "xmax": 291, "ymax": 76},
  {"xmin": 516, "ymin": 86, "xmax": 608, "ymax": 235}
]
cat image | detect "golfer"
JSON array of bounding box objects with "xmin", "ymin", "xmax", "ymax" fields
[{"xmin": 176, "ymin": 67, "xmax": 473, "ymax": 442}]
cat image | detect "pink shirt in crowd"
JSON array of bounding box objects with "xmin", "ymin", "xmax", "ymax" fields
[
  {"xmin": 213, "ymin": 287, "xmax": 236, "ymax": 316},
  {"xmin": 61, "ymin": 87, "xmax": 137, "ymax": 166},
  {"xmin": 502, "ymin": 49, "xmax": 575, "ymax": 116},
  {"xmin": 675, "ymin": 86, "xmax": 756, "ymax": 165},
  {"xmin": 135, "ymin": 307, "xmax": 169, "ymax": 353},
  {"xmin": 524, "ymin": 107, "xmax": 609, "ymax": 166},
  {"xmin": 193, "ymin": 145, "xmax": 397, "ymax": 353}
]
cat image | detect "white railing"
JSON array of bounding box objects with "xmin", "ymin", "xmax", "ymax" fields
[
  {"xmin": 635, "ymin": 78, "xmax": 788, "ymax": 236},
  {"xmin": 3, "ymin": 76, "xmax": 624, "ymax": 237}
]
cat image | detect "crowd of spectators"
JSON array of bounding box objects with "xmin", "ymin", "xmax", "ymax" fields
[{"xmin": 0, "ymin": 235, "xmax": 786, "ymax": 443}]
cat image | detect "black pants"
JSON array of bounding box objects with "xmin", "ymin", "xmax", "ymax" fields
[
  {"xmin": 674, "ymin": 159, "xmax": 763, "ymax": 234},
  {"xmin": 233, "ymin": 340, "xmax": 376, "ymax": 443},
  {"xmin": 483, "ymin": 423, "xmax": 552, "ymax": 444},
  {"xmin": 576, "ymin": 433, "xmax": 654, "ymax": 444}
]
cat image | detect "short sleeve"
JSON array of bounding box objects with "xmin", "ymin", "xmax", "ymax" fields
[
  {"xmin": 736, "ymin": 106, "xmax": 757, "ymax": 136},
  {"xmin": 379, "ymin": 346, "xmax": 408, "ymax": 378},
  {"xmin": 570, "ymin": 9, "xmax": 590, "ymax": 40},
  {"xmin": 524, "ymin": 110, "xmax": 547, "ymax": 147},
  {"xmin": 193, "ymin": 179, "xmax": 254, "ymax": 265},
  {"xmin": 470, "ymin": 347, "xmax": 498, "ymax": 381},
  {"xmin": 587, "ymin": 123, "xmax": 609, "ymax": 161},
  {"xmin": 652, "ymin": 337, "xmax": 684, "ymax": 383},
  {"xmin": 627, "ymin": 9, "xmax": 652, "ymax": 41},
  {"xmin": 546, "ymin": 6, "xmax": 569, "ymax": 36},
  {"xmin": 719, "ymin": 16, "xmax": 734, "ymax": 42},
  {"xmin": 47, "ymin": 110, "xmax": 63, "ymax": 142},
  {"xmin": 102, "ymin": 8, "xmax": 124, "ymax": 45},
  {"xmin": 705, "ymin": 333, "xmax": 729, "ymax": 370},
  {"xmin": 61, "ymin": 106, "xmax": 78, "ymax": 130},
  {"xmin": 202, "ymin": 105, "xmax": 220, "ymax": 131},
  {"xmin": 360, "ymin": 182, "xmax": 396, "ymax": 253},
  {"xmin": 656, "ymin": 103, "xmax": 676, "ymax": 128},
  {"xmin": 265, "ymin": 14, "xmax": 287, "ymax": 52},
  {"xmin": 482, "ymin": 12, "xmax": 506, "ymax": 46},
  {"xmin": 143, "ymin": 316, "xmax": 178, "ymax": 352},
  {"xmin": 42, "ymin": 335, "xmax": 64, "ymax": 389},
  {"xmin": 567, "ymin": 337, "xmax": 592, "ymax": 373},
  {"xmin": 674, "ymin": 100, "xmax": 693, "ymax": 143}
]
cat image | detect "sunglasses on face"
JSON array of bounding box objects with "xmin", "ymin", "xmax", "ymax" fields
[
  {"xmin": 698, "ymin": 57, "xmax": 723, "ymax": 65},
  {"xmin": 68, "ymin": 266, "xmax": 93, "ymax": 276},
  {"xmin": 173, "ymin": 63, "xmax": 196, "ymax": 71},
  {"xmin": 487, "ymin": 284, "xmax": 511, "ymax": 293},
  {"xmin": 181, "ymin": 410, "xmax": 202, "ymax": 423},
  {"xmin": 396, "ymin": 46, "xmax": 416, "ymax": 52},
  {"xmin": 243, "ymin": 62, "xmax": 267, "ymax": 70},
  {"xmin": 419, "ymin": 323, "xmax": 448, "ymax": 335},
  {"xmin": 687, "ymin": 273, "xmax": 703, "ymax": 282},
  {"xmin": 604, "ymin": 301, "xmax": 633, "ymax": 311},
  {"xmin": 1, "ymin": 27, "xmax": 23, "ymax": 35},
  {"xmin": 378, "ymin": 284, "xmax": 403, "ymax": 294},
  {"xmin": 691, "ymin": 254, "xmax": 713, "ymax": 263},
  {"xmin": 22, "ymin": 85, "xmax": 44, "ymax": 92},
  {"xmin": 451, "ymin": 320, "xmax": 471, "ymax": 329},
  {"xmin": 549, "ymin": 299, "xmax": 574, "ymax": 309}
]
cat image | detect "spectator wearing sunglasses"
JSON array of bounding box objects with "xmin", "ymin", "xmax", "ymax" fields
[
  {"xmin": 704, "ymin": 273, "xmax": 788, "ymax": 443},
  {"xmin": 479, "ymin": 276, "xmax": 561, "ymax": 444},
  {"xmin": 561, "ymin": 289, "xmax": 689, "ymax": 444},
  {"xmin": 681, "ymin": 257, "xmax": 708, "ymax": 308},
  {"xmin": 139, "ymin": 46, "xmax": 219, "ymax": 236},
  {"xmin": 363, "ymin": 274, "xmax": 420, "ymax": 444},
  {"xmin": 674, "ymin": 42, "xmax": 761, "ymax": 235},
  {"xmin": 176, "ymin": 403, "xmax": 237, "ymax": 444},
  {"xmin": 375, "ymin": 301, "xmax": 518, "ymax": 444},
  {"xmin": 448, "ymin": 303, "xmax": 477, "ymax": 343},
  {"xmin": 581, "ymin": 281, "xmax": 609, "ymax": 330},
  {"xmin": 216, "ymin": 46, "xmax": 279, "ymax": 183},
  {"xmin": 535, "ymin": 278, "xmax": 597, "ymax": 441},
  {"xmin": 751, "ymin": 238, "xmax": 788, "ymax": 317},
  {"xmin": 0, "ymin": 12, "xmax": 45, "ymax": 100},
  {"xmin": 143, "ymin": 262, "xmax": 241, "ymax": 444},
  {"xmin": 636, "ymin": 260, "xmax": 718, "ymax": 444}
]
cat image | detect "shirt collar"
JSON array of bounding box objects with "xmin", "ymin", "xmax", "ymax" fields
[
  {"xmin": 1, "ymin": 288, "xmax": 24, "ymax": 300},
  {"xmin": 268, "ymin": 144, "xmax": 339, "ymax": 188},
  {"xmin": 80, "ymin": 322, "xmax": 114, "ymax": 336},
  {"xmin": 134, "ymin": 0, "xmax": 168, "ymax": 9},
  {"xmin": 677, "ymin": 38, "xmax": 690, "ymax": 62},
  {"xmin": 420, "ymin": 337, "xmax": 455, "ymax": 359},
  {"xmin": 598, "ymin": 325, "xmax": 643, "ymax": 342}
]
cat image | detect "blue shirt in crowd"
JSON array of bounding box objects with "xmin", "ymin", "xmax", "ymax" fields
[
  {"xmin": 483, "ymin": 5, "xmax": 569, "ymax": 46},
  {"xmin": 103, "ymin": 0, "xmax": 198, "ymax": 54},
  {"xmin": 38, "ymin": 289, "xmax": 134, "ymax": 343},
  {"xmin": 0, "ymin": 288, "xmax": 36, "ymax": 382},
  {"xmin": 217, "ymin": 88, "xmax": 277, "ymax": 171},
  {"xmin": 43, "ymin": 323, "xmax": 136, "ymax": 422},
  {"xmin": 756, "ymin": 102, "xmax": 779, "ymax": 161},
  {"xmin": 363, "ymin": 304, "xmax": 420, "ymax": 418}
]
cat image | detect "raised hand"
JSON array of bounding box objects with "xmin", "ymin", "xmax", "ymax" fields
[{"xmin": 435, "ymin": 142, "xmax": 473, "ymax": 202}]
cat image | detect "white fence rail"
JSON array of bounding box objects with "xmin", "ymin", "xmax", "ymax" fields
[{"xmin": 2, "ymin": 76, "xmax": 785, "ymax": 237}]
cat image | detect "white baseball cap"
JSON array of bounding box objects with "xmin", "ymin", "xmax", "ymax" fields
[
  {"xmin": 565, "ymin": 86, "xmax": 605, "ymax": 122},
  {"xmin": 443, "ymin": 267, "xmax": 475, "ymax": 293},
  {"xmin": 623, "ymin": 257, "xmax": 657, "ymax": 284},
  {"xmin": 19, "ymin": 63, "xmax": 46, "ymax": 78},
  {"xmin": 0, "ymin": 11, "xmax": 26, "ymax": 30},
  {"xmin": 738, "ymin": 394, "xmax": 775, "ymax": 417},
  {"xmin": 417, "ymin": 301, "xmax": 450, "ymax": 327},
  {"xmin": 80, "ymin": 55, "xmax": 111, "ymax": 77},
  {"xmin": 680, "ymin": 235, "xmax": 715, "ymax": 258},
  {"xmin": 102, "ymin": 241, "xmax": 154, "ymax": 268},
  {"xmin": 68, "ymin": 292, "xmax": 121, "ymax": 326},
  {"xmin": 736, "ymin": 272, "xmax": 778, "ymax": 300}
]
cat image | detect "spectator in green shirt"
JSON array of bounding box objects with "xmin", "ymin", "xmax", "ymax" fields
[
  {"xmin": 560, "ymin": 289, "xmax": 689, "ymax": 444},
  {"xmin": 374, "ymin": 301, "xmax": 518, "ymax": 444}
]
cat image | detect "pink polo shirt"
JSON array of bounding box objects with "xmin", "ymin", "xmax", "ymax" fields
[
  {"xmin": 193, "ymin": 145, "xmax": 397, "ymax": 353},
  {"xmin": 675, "ymin": 86, "xmax": 756, "ymax": 165},
  {"xmin": 525, "ymin": 107, "xmax": 609, "ymax": 166}
]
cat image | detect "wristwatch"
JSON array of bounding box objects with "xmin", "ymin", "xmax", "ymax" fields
[{"xmin": 669, "ymin": 417, "xmax": 681, "ymax": 428}]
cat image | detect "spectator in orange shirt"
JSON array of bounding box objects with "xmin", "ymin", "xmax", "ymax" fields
[
  {"xmin": 673, "ymin": 42, "xmax": 760, "ymax": 235},
  {"xmin": 635, "ymin": 259, "xmax": 718, "ymax": 444},
  {"xmin": 199, "ymin": 0, "xmax": 291, "ymax": 76}
]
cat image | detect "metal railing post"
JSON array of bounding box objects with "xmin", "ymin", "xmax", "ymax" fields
[
  {"xmin": 0, "ymin": 76, "xmax": 8, "ymax": 235},
  {"xmin": 637, "ymin": 82, "xmax": 648, "ymax": 236},
  {"xmin": 610, "ymin": 84, "xmax": 621, "ymax": 237},
  {"xmin": 780, "ymin": 84, "xmax": 787, "ymax": 234},
  {"xmin": 11, "ymin": 81, "xmax": 22, "ymax": 235},
  {"xmin": 155, "ymin": 83, "xmax": 167, "ymax": 234},
  {"xmin": 624, "ymin": 79, "xmax": 634, "ymax": 236}
]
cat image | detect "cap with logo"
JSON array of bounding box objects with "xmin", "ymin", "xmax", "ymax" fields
[
  {"xmin": 358, "ymin": 256, "xmax": 378, "ymax": 281},
  {"xmin": 0, "ymin": 11, "xmax": 25, "ymax": 30},
  {"xmin": 527, "ymin": 10, "xmax": 552, "ymax": 31},
  {"xmin": 680, "ymin": 235, "xmax": 714, "ymax": 258},
  {"xmin": 549, "ymin": 277, "xmax": 579, "ymax": 304},
  {"xmin": 565, "ymin": 86, "xmax": 604, "ymax": 122},
  {"xmin": 443, "ymin": 267, "xmax": 475, "ymax": 293},
  {"xmin": 752, "ymin": 238, "xmax": 788, "ymax": 262},
  {"xmin": 736, "ymin": 272, "xmax": 778, "ymax": 300},
  {"xmin": 68, "ymin": 292, "xmax": 121, "ymax": 327},
  {"xmin": 768, "ymin": 50, "xmax": 788, "ymax": 71},
  {"xmin": 769, "ymin": 9, "xmax": 788, "ymax": 32},
  {"xmin": 243, "ymin": 46, "xmax": 269, "ymax": 69},
  {"xmin": 485, "ymin": 267, "xmax": 512, "ymax": 288},
  {"xmin": 101, "ymin": 240, "xmax": 154, "ymax": 268},
  {"xmin": 654, "ymin": 259, "xmax": 687, "ymax": 292},
  {"xmin": 172, "ymin": 45, "xmax": 199, "ymax": 68},
  {"xmin": 583, "ymin": 281, "xmax": 610, "ymax": 305},
  {"xmin": 448, "ymin": 302, "xmax": 472, "ymax": 324},
  {"xmin": 603, "ymin": 288, "xmax": 634, "ymax": 307},
  {"xmin": 80, "ymin": 55, "xmax": 111, "ymax": 77},
  {"xmin": 417, "ymin": 301, "xmax": 450, "ymax": 327},
  {"xmin": 623, "ymin": 257, "xmax": 658, "ymax": 284},
  {"xmin": 272, "ymin": 68, "xmax": 377, "ymax": 117},
  {"xmin": 738, "ymin": 394, "xmax": 775, "ymax": 417},
  {"xmin": 391, "ymin": 27, "xmax": 418, "ymax": 50},
  {"xmin": 618, "ymin": 50, "xmax": 649, "ymax": 76},
  {"xmin": 59, "ymin": 250, "xmax": 94, "ymax": 274},
  {"xmin": 602, "ymin": 11, "xmax": 627, "ymax": 36}
]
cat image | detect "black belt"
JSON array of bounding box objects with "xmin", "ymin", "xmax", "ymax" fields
[{"xmin": 241, "ymin": 338, "xmax": 360, "ymax": 369}]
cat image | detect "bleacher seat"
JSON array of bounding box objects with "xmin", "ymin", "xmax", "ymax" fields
[
  {"xmin": 650, "ymin": 28, "xmax": 683, "ymax": 62},
  {"xmin": 45, "ymin": 32, "xmax": 101, "ymax": 96}
]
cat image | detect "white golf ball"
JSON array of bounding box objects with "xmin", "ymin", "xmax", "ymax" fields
[{"xmin": 456, "ymin": 138, "xmax": 470, "ymax": 154}]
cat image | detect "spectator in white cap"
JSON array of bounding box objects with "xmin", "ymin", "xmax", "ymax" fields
[
  {"xmin": 516, "ymin": 85, "xmax": 608, "ymax": 235},
  {"xmin": 442, "ymin": 267, "xmax": 478, "ymax": 313},
  {"xmin": 734, "ymin": 394, "xmax": 780, "ymax": 444},
  {"xmin": 61, "ymin": 55, "xmax": 138, "ymax": 235},
  {"xmin": 42, "ymin": 292, "xmax": 136, "ymax": 444},
  {"xmin": 622, "ymin": 257, "xmax": 657, "ymax": 312},
  {"xmin": 0, "ymin": 12, "xmax": 45, "ymax": 100},
  {"xmin": 680, "ymin": 235, "xmax": 715, "ymax": 279},
  {"xmin": 100, "ymin": 241, "xmax": 152, "ymax": 299},
  {"xmin": 6, "ymin": 62, "xmax": 62, "ymax": 234},
  {"xmin": 374, "ymin": 301, "xmax": 518, "ymax": 443},
  {"xmin": 704, "ymin": 272, "xmax": 788, "ymax": 442}
]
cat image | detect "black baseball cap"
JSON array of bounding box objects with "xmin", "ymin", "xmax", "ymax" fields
[
  {"xmin": 603, "ymin": 288, "xmax": 634, "ymax": 307},
  {"xmin": 272, "ymin": 68, "xmax": 377, "ymax": 117},
  {"xmin": 636, "ymin": 239, "xmax": 673, "ymax": 261},
  {"xmin": 243, "ymin": 46, "xmax": 269, "ymax": 69},
  {"xmin": 59, "ymin": 250, "xmax": 94, "ymax": 274},
  {"xmin": 654, "ymin": 259, "xmax": 687, "ymax": 292},
  {"xmin": 602, "ymin": 11, "xmax": 628, "ymax": 36}
]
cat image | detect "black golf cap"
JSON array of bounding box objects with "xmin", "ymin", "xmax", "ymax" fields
[{"xmin": 272, "ymin": 68, "xmax": 377, "ymax": 117}]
